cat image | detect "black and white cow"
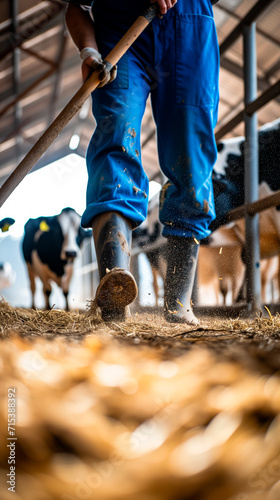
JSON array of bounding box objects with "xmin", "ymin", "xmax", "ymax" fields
[
  {"xmin": 133, "ymin": 118, "xmax": 280, "ymax": 305},
  {"xmin": 133, "ymin": 195, "xmax": 167, "ymax": 306},
  {"xmin": 0, "ymin": 217, "xmax": 16, "ymax": 290},
  {"xmin": 22, "ymin": 207, "xmax": 92, "ymax": 310},
  {"xmin": 202, "ymin": 118, "xmax": 280, "ymax": 304},
  {"xmin": 211, "ymin": 117, "xmax": 280, "ymax": 231}
]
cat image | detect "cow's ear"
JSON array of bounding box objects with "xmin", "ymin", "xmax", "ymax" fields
[
  {"xmin": 0, "ymin": 217, "xmax": 15, "ymax": 232},
  {"xmin": 76, "ymin": 227, "xmax": 92, "ymax": 247}
]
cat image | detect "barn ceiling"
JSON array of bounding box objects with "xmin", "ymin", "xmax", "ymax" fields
[{"xmin": 0, "ymin": 0, "xmax": 279, "ymax": 188}]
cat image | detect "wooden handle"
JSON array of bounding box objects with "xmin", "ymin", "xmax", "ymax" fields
[{"xmin": 0, "ymin": 4, "xmax": 158, "ymax": 208}]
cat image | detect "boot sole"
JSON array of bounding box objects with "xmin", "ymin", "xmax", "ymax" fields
[
  {"xmin": 96, "ymin": 268, "xmax": 138, "ymax": 312},
  {"xmin": 164, "ymin": 310, "xmax": 200, "ymax": 326}
]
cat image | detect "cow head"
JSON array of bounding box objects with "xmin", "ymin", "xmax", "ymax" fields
[
  {"xmin": 58, "ymin": 208, "xmax": 92, "ymax": 262},
  {"xmin": 0, "ymin": 261, "xmax": 16, "ymax": 289}
]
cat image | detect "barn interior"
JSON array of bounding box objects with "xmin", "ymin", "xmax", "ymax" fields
[{"xmin": 1, "ymin": 1, "xmax": 280, "ymax": 499}]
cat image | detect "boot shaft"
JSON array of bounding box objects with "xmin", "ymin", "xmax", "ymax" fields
[
  {"xmin": 92, "ymin": 212, "xmax": 132, "ymax": 279},
  {"xmin": 164, "ymin": 236, "xmax": 199, "ymax": 324}
]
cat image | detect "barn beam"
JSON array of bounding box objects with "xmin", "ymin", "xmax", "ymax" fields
[
  {"xmin": 220, "ymin": 57, "xmax": 279, "ymax": 94},
  {"xmin": 215, "ymin": 79, "xmax": 280, "ymax": 141},
  {"xmin": 226, "ymin": 189, "xmax": 280, "ymax": 223},
  {"xmin": 0, "ymin": 51, "xmax": 80, "ymax": 103},
  {"xmin": 219, "ymin": 0, "xmax": 276, "ymax": 56},
  {"xmin": 217, "ymin": 2, "xmax": 280, "ymax": 50},
  {"xmin": 47, "ymin": 20, "xmax": 68, "ymax": 126},
  {"xmin": 20, "ymin": 46, "xmax": 57, "ymax": 67},
  {"xmin": 0, "ymin": 3, "xmax": 65, "ymax": 61},
  {"xmin": 0, "ymin": 68, "xmax": 57, "ymax": 119},
  {"xmin": 11, "ymin": 0, "xmax": 22, "ymax": 163},
  {"xmin": 265, "ymin": 58, "xmax": 280, "ymax": 81}
]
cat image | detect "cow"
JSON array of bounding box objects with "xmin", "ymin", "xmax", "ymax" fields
[
  {"xmin": 197, "ymin": 226, "xmax": 245, "ymax": 306},
  {"xmin": 198, "ymin": 245, "xmax": 280, "ymax": 306},
  {"xmin": 211, "ymin": 117, "xmax": 280, "ymax": 232},
  {"xmin": 202, "ymin": 118, "xmax": 280, "ymax": 305},
  {"xmin": 260, "ymin": 255, "xmax": 280, "ymax": 304},
  {"xmin": 0, "ymin": 217, "xmax": 16, "ymax": 291},
  {"xmin": 132, "ymin": 194, "xmax": 167, "ymax": 306},
  {"xmin": 132, "ymin": 118, "xmax": 280, "ymax": 307},
  {"xmin": 22, "ymin": 208, "xmax": 92, "ymax": 310}
]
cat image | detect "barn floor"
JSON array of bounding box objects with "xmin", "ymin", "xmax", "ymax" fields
[{"xmin": 1, "ymin": 299, "xmax": 280, "ymax": 500}]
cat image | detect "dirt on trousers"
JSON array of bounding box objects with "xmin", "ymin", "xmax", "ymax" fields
[{"xmin": 0, "ymin": 299, "xmax": 280, "ymax": 500}]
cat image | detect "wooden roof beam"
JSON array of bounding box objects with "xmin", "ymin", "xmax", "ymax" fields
[{"xmin": 219, "ymin": 0, "xmax": 277, "ymax": 56}]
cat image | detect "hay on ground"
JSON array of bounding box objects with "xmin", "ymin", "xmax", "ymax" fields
[{"xmin": 0, "ymin": 300, "xmax": 280, "ymax": 500}]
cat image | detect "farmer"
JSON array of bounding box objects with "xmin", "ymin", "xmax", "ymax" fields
[{"xmin": 65, "ymin": 0, "xmax": 220, "ymax": 324}]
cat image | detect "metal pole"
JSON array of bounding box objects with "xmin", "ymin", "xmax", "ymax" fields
[{"xmin": 243, "ymin": 22, "xmax": 261, "ymax": 313}]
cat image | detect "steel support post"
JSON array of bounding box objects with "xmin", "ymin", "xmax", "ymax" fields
[
  {"xmin": 243, "ymin": 22, "xmax": 261, "ymax": 313},
  {"xmin": 131, "ymin": 255, "xmax": 140, "ymax": 308}
]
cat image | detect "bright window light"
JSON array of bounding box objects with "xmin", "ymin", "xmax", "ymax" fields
[
  {"xmin": 149, "ymin": 180, "xmax": 161, "ymax": 200},
  {"xmin": 0, "ymin": 154, "xmax": 87, "ymax": 237},
  {"xmin": 79, "ymin": 99, "xmax": 90, "ymax": 120},
  {"xmin": 69, "ymin": 134, "xmax": 80, "ymax": 150}
]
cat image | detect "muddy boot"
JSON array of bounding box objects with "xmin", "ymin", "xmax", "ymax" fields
[
  {"xmin": 164, "ymin": 236, "xmax": 199, "ymax": 326},
  {"xmin": 92, "ymin": 212, "xmax": 138, "ymax": 321}
]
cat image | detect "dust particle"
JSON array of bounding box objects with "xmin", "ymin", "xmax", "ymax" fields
[
  {"xmin": 128, "ymin": 128, "xmax": 137, "ymax": 138},
  {"xmin": 203, "ymin": 199, "xmax": 210, "ymax": 214}
]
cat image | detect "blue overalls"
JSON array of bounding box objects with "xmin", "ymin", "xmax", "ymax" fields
[{"xmin": 81, "ymin": 0, "xmax": 220, "ymax": 240}]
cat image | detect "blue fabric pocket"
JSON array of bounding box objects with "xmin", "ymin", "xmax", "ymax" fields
[{"xmin": 175, "ymin": 14, "xmax": 219, "ymax": 106}]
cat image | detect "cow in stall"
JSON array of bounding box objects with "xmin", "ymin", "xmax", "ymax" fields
[
  {"xmin": 206, "ymin": 118, "xmax": 280, "ymax": 304},
  {"xmin": 22, "ymin": 208, "xmax": 92, "ymax": 310},
  {"xmin": 0, "ymin": 218, "xmax": 16, "ymax": 291},
  {"xmin": 133, "ymin": 195, "xmax": 167, "ymax": 306},
  {"xmin": 260, "ymin": 255, "xmax": 280, "ymax": 304},
  {"xmin": 133, "ymin": 118, "xmax": 280, "ymax": 306},
  {"xmin": 197, "ymin": 225, "xmax": 245, "ymax": 306}
]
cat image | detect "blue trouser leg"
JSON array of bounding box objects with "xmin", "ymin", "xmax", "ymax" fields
[
  {"xmin": 81, "ymin": 52, "xmax": 151, "ymax": 229},
  {"xmin": 151, "ymin": 9, "xmax": 219, "ymax": 240},
  {"xmin": 82, "ymin": 0, "xmax": 219, "ymax": 240}
]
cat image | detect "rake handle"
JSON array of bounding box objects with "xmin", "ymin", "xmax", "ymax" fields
[{"xmin": 0, "ymin": 4, "xmax": 158, "ymax": 208}]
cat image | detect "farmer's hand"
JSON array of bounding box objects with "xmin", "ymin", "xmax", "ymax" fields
[
  {"xmin": 80, "ymin": 47, "xmax": 117, "ymax": 86},
  {"xmin": 150, "ymin": 0, "xmax": 177, "ymax": 16}
]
